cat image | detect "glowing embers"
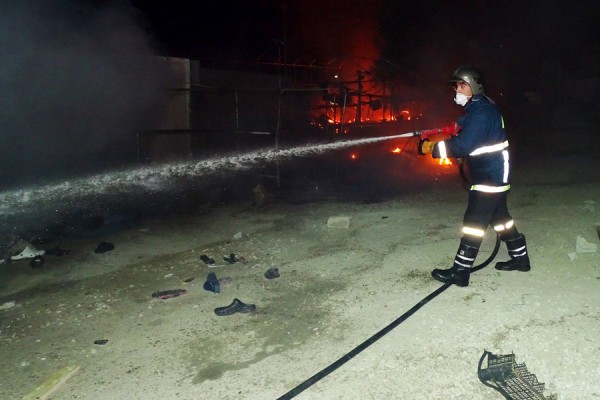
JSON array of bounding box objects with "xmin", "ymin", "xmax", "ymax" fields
[
  {"xmin": 419, "ymin": 150, "xmax": 453, "ymax": 167},
  {"xmin": 349, "ymin": 153, "xmax": 359, "ymax": 160},
  {"xmin": 391, "ymin": 147, "xmax": 402, "ymax": 154}
]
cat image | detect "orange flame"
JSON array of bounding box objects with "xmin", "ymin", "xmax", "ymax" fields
[
  {"xmin": 391, "ymin": 147, "xmax": 401, "ymax": 154},
  {"xmin": 439, "ymin": 157, "xmax": 452, "ymax": 165}
]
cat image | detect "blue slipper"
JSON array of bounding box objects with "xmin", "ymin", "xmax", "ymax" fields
[{"xmin": 203, "ymin": 272, "xmax": 220, "ymax": 293}]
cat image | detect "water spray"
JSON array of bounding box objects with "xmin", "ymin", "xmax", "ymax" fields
[{"xmin": 0, "ymin": 130, "xmax": 429, "ymax": 235}]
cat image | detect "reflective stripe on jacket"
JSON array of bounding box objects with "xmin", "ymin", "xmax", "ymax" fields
[{"xmin": 432, "ymin": 95, "xmax": 511, "ymax": 191}]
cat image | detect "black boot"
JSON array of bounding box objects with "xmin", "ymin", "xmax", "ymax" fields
[
  {"xmin": 495, "ymin": 234, "xmax": 530, "ymax": 271},
  {"xmin": 431, "ymin": 241, "xmax": 479, "ymax": 287}
]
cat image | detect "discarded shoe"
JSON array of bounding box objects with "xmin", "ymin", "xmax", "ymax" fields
[
  {"xmin": 200, "ymin": 254, "xmax": 215, "ymax": 265},
  {"xmin": 152, "ymin": 289, "xmax": 187, "ymax": 299},
  {"xmin": 264, "ymin": 267, "xmax": 280, "ymax": 279},
  {"xmin": 94, "ymin": 242, "xmax": 114, "ymax": 254},
  {"xmin": 223, "ymin": 253, "xmax": 240, "ymax": 264},
  {"xmin": 214, "ymin": 298, "xmax": 256, "ymax": 316},
  {"xmin": 203, "ymin": 272, "xmax": 220, "ymax": 293},
  {"xmin": 11, "ymin": 245, "xmax": 45, "ymax": 260}
]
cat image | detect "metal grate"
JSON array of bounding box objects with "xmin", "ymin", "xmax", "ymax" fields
[{"xmin": 478, "ymin": 350, "xmax": 557, "ymax": 400}]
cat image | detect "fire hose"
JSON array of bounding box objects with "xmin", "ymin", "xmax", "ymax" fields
[{"xmin": 276, "ymin": 127, "xmax": 501, "ymax": 400}]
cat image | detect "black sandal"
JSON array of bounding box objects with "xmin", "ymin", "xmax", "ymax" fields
[
  {"xmin": 214, "ymin": 298, "xmax": 256, "ymax": 316},
  {"xmin": 200, "ymin": 254, "xmax": 215, "ymax": 265}
]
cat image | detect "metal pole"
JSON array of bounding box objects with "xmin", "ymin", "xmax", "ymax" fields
[{"xmin": 275, "ymin": 41, "xmax": 283, "ymax": 188}]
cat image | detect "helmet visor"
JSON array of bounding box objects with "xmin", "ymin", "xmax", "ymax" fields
[{"xmin": 448, "ymin": 80, "xmax": 468, "ymax": 90}]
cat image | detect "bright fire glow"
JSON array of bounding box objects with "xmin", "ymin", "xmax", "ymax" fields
[
  {"xmin": 439, "ymin": 157, "xmax": 452, "ymax": 165},
  {"xmin": 350, "ymin": 153, "xmax": 358, "ymax": 159},
  {"xmin": 391, "ymin": 147, "xmax": 401, "ymax": 154}
]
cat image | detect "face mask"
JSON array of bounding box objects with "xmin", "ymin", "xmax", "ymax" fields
[{"xmin": 454, "ymin": 92, "xmax": 470, "ymax": 106}]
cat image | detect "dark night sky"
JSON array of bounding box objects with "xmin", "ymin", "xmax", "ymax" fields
[
  {"xmin": 131, "ymin": 0, "xmax": 600, "ymax": 120},
  {"xmin": 129, "ymin": 1, "xmax": 283, "ymax": 60},
  {"xmin": 130, "ymin": 0, "xmax": 599, "ymax": 81},
  {"xmin": 1, "ymin": 0, "xmax": 598, "ymax": 188}
]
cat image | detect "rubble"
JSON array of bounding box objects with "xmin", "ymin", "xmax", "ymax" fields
[{"xmin": 327, "ymin": 215, "xmax": 351, "ymax": 229}]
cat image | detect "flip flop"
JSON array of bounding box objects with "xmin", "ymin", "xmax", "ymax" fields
[
  {"xmin": 200, "ymin": 254, "xmax": 215, "ymax": 265},
  {"xmin": 151, "ymin": 289, "xmax": 187, "ymax": 299},
  {"xmin": 223, "ymin": 253, "xmax": 239, "ymax": 264}
]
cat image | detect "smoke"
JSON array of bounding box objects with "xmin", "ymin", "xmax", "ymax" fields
[
  {"xmin": 285, "ymin": 0, "xmax": 382, "ymax": 78},
  {"xmin": 0, "ymin": 0, "xmax": 170, "ymax": 188}
]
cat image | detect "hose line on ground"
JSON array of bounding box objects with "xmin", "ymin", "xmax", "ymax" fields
[
  {"xmin": 276, "ymin": 236, "xmax": 500, "ymax": 400},
  {"xmin": 276, "ymin": 154, "xmax": 501, "ymax": 399}
]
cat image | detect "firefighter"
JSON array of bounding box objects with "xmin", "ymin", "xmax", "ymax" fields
[{"xmin": 418, "ymin": 66, "xmax": 530, "ymax": 286}]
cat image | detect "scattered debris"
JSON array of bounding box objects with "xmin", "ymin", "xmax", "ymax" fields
[
  {"xmin": 151, "ymin": 289, "xmax": 187, "ymax": 299},
  {"xmin": 183, "ymin": 277, "xmax": 195, "ymax": 283},
  {"xmin": 1, "ymin": 236, "xmax": 46, "ymax": 264},
  {"xmin": 478, "ymin": 350, "xmax": 557, "ymax": 400},
  {"xmin": 214, "ymin": 298, "xmax": 256, "ymax": 316},
  {"xmin": 223, "ymin": 253, "xmax": 245, "ymax": 264},
  {"xmin": 200, "ymin": 254, "xmax": 215, "ymax": 265},
  {"xmin": 264, "ymin": 267, "xmax": 280, "ymax": 279},
  {"xmin": 10, "ymin": 244, "xmax": 45, "ymax": 261},
  {"xmin": 203, "ymin": 272, "xmax": 220, "ymax": 293},
  {"xmin": 93, "ymin": 339, "xmax": 109, "ymax": 345},
  {"xmin": 576, "ymin": 235, "xmax": 597, "ymax": 253},
  {"xmin": 0, "ymin": 301, "xmax": 16, "ymax": 311},
  {"xmin": 94, "ymin": 242, "xmax": 114, "ymax": 254},
  {"xmin": 327, "ymin": 215, "xmax": 351, "ymax": 229}
]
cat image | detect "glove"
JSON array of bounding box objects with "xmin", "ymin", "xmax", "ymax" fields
[{"xmin": 418, "ymin": 139, "xmax": 435, "ymax": 155}]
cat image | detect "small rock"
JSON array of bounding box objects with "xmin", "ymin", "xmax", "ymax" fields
[
  {"xmin": 327, "ymin": 215, "xmax": 351, "ymax": 229},
  {"xmin": 264, "ymin": 267, "xmax": 280, "ymax": 279},
  {"xmin": 576, "ymin": 235, "xmax": 597, "ymax": 253},
  {"xmin": 0, "ymin": 301, "xmax": 16, "ymax": 310}
]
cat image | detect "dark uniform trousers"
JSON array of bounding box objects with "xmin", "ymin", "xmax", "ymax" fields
[{"xmin": 462, "ymin": 190, "xmax": 519, "ymax": 247}]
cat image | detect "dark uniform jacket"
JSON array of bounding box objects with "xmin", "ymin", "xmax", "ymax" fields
[{"xmin": 432, "ymin": 94, "xmax": 511, "ymax": 192}]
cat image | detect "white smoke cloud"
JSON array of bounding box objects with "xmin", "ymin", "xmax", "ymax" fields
[{"xmin": 0, "ymin": 0, "xmax": 170, "ymax": 188}]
